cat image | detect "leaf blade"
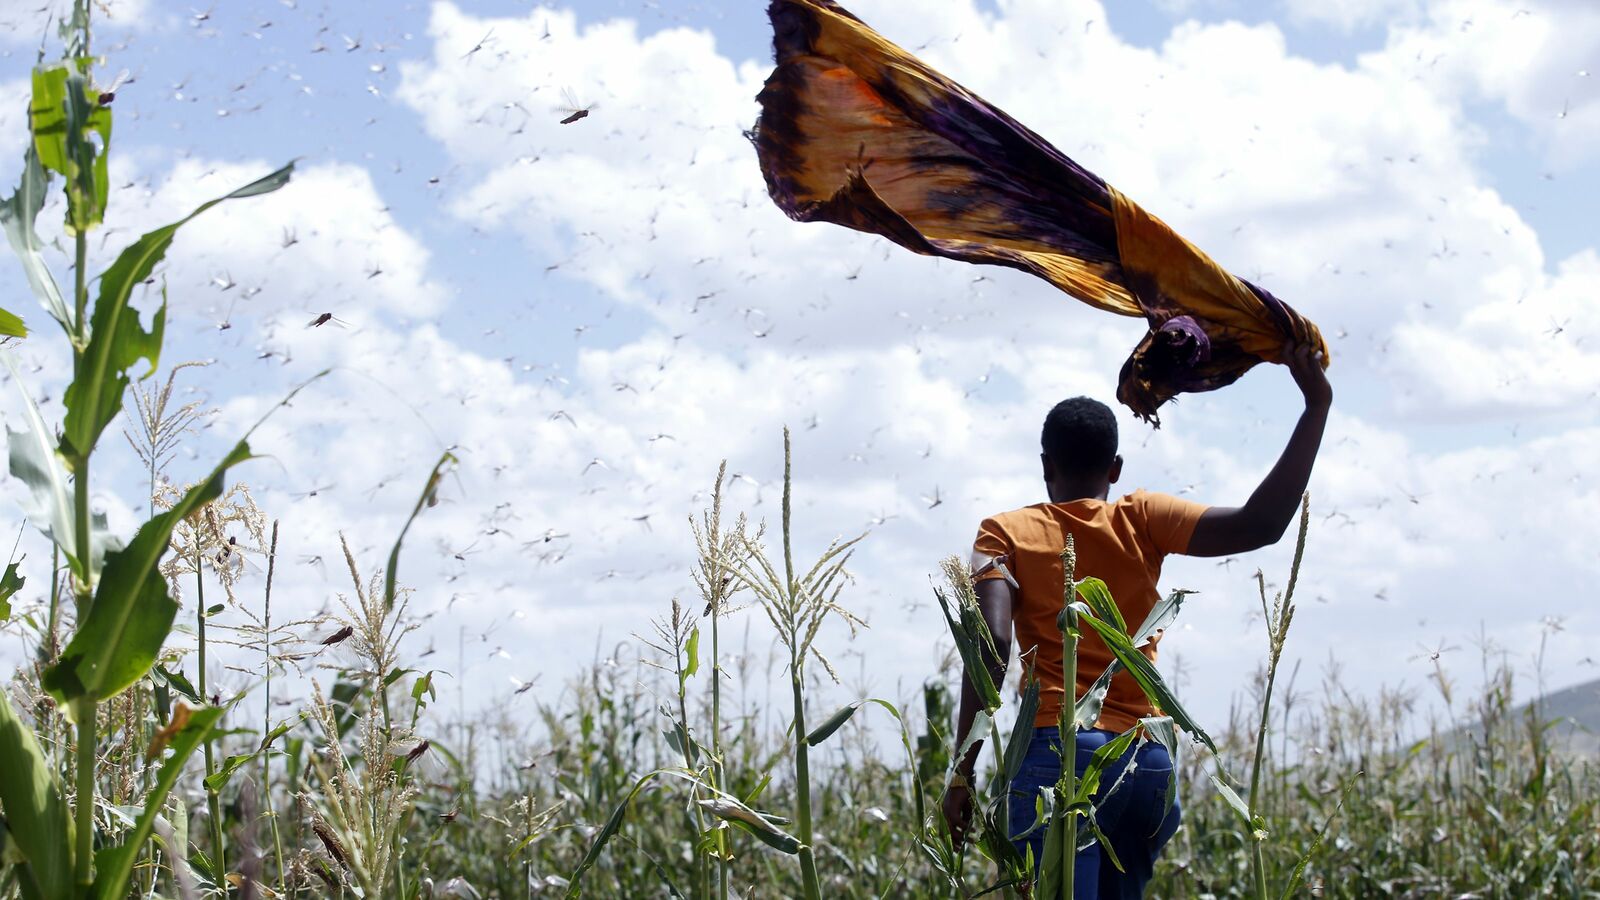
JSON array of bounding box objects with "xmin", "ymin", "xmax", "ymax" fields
[
  {"xmin": 0, "ymin": 689, "xmax": 72, "ymax": 899},
  {"xmin": 62, "ymin": 162, "xmax": 294, "ymax": 460},
  {"xmin": 44, "ymin": 441, "xmax": 252, "ymax": 702},
  {"xmin": 1075, "ymin": 577, "xmax": 1124, "ymax": 634},
  {"xmin": 91, "ymin": 706, "xmax": 224, "ymax": 900},
  {"xmin": 0, "ymin": 146, "xmax": 69, "ymax": 331},
  {"xmin": 1075, "ymin": 605, "xmax": 1217, "ymax": 754},
  {"xmin": 0, "ymin": 559, "xmax": 23, "ymax": 621},
  {"xmin": 384, "ymin": 450, "xmax": 456, "ymax": 611}
]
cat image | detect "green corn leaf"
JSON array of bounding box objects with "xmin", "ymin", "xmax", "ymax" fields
[
  {"xmin": 58, "ymin": 2, "xmax": 90, "ymax": 57},
  {"xmin": 44, "ymin": 441, "xmax": 253, "ymax": 702},
  {"xmin": 91, "ymin": 706, "xmax": 223, "ymax": 900},
  {"xmin": 806, "ymin": 700, "xmax": 865, "ymax": 747},
  {"xmin": 4, "ymin": 351, "xmax": 117, "ymax": 582},
  {"xmin": 29, "ymin": 62, "xmax": 111, "ymax": 235},
  {"xmin": 412, "ymin": 671, "xmax": 435, "ymax": 706},
  {"xmin": 1075, "ymin": 661, "xmax": 1120, "ymax": 731},
  {"xmin": 1130, "ymin": 589, "xmax": 1194, "ymax": 649},
  {"xmin": 0, "ymin": 147, "xmax": 69, "ymax": 332},
  {"xmin": 385, "ymin": 449, "xmax": 456, "ymax": 611},
  {"xmin": 42, "ymin": 369, "xmax": 323, "ymax": 703},
  {"xmin": 200, "ymin": 713, "xmax": 295, "ymax": 794},
  {"xmin": 1209, "ymin": 767, "xmax": 1255, "ymax": 829},
  {"xmin": 203, "ymin": 750, "xmax": 255, "ymax": 793},
  {"xmin": 934, "ymin": 583, "xmax": 1002, "ymax": 713},
  {"xmin": 806, "ymin": 697, "xmax": 902, "ymax": 747},
  {"xmin": 1011, "ymin": 783, "xmax": 1055, "ymax": 842},
  {"xmin": 950, "ymin": 709, "xmax": 992, "ymax": 783},
  {"xmin": 698, "ymin": 797, "xmax": 803, "ymax": 854},
  {"xmin": 61, "ymin": 162, "xmax": 294, "ymax": 461},
  {"xmin": 64, "ymin": 268, "xmax": 162, "ymax": 460},
  {"xmin": 330, "ymin": 676, "xmax": 362, "ymax": 737},
  {"xmin": 0, "ymin": 558, "xmax": 22, "ymax": 621},
  {"xmin": 1073, "ymin": 727, "xmax": 1138, "ymax": 804},
  {"xmin": 1083, "ymin": 816, "xmax": 1125, "ymax": 873},
  {"xmin": 1075, "ymin": 603, "xmax": 1216, "ymax": 755},
  {"xmin": 798, "ymin": 693, "xmax": 924, "ymax": 838},
  {"xmin": 1075, "ymin": 577, "xmax": 1125, "ymax": 633},
  {"xmin": 996, "ymin": 674, "xmax": 1041, "ymax": 799},
  {"xmin": 683, "ymin": 627, "xmax": 699, "ymax": 684},
  {"xmin": 1139, "ymin": 716, "xmax": 1181, "ymax": 821},
  {"xmin": 565, "ymin": 770, "xmax": 668, "ymax": 898},
  {"xmin": 1035, "ymin": 803, "xmax": 1068, "ymax": 896},
  {"xmin": 0, "ymin": 307, "xmax": 26, "ymax": 339},
  {"xmin": 151, "ymin": 664, "xmax": 199, "ymax": 704},
  {"xmin": 664, "ymin": 720, "xmax": 699, "ymax": 766},
  {"xmin": 973, "ymin": 795, "xmax": 1031, "ymax": 880},
  {"xmin": 0, "ymin": 689, "xmax": 72, "ymax": 900}
]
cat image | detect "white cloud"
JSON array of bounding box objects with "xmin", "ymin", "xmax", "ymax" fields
[
  {"xmin": 151, "ymin": 159, "xmax": 450, "ymax": 327},
  {"xmin": 1283, "ymin": 0, "xmax": 1425, "ymax": 30},
  {"xmin": 375, "ymin": 0, "xmax": 1600, "ymax": 724},
  {"xmin": 0, "ymin": 79, "xmax": 27, "ymax": 165},
  {"xmin": 1371, "ymin": 0, "xmax": 1600, "ymax": 165},
  {"xmin": 4, "ymin": 0, "xmax": 1600, "ymax": 746},
  {"xmin": 1390, "ymin": 248, "xmax": 1600, "ymax": 415}
]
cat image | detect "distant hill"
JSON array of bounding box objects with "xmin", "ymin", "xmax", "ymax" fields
[{"xmin": 1524, "ymin": 676, "xmax": 1600, "ymax": 756}]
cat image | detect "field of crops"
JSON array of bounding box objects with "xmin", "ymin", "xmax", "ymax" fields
[
  {"xmin": 6, "ymin": 434, "xmax": 1599, "ymax": 898},
  {"xmin": 3, "ymin": 4, "xmax": 1599, "ymax": 900}
]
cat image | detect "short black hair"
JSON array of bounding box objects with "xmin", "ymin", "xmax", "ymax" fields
[{"xmin": 1041, "ymin": 397, "xmax": 1118, "ymax": 477}]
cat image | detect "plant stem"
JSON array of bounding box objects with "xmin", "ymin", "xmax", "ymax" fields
[
  {"xmin": 792, "ymin": 666, "xmax": 822, "ymax": 900},
  {"xmin": 1050, "ymin": 537, "xmax": 1082, "ymax": 899},
  {"xmin": 46, "ymin": 542, "xmax": 60, "ymax": 661},
  {"xmin": 670, "ymin": 632, "xmax": 709, "ymax": 900},
  {"xmin": 195, "ymin": 559, "xmax": 226, "ymax": 879},
  {"xmin": 72, "ymin": 697, "xmax": 96, "ymax": 888},
  {"xmin": 1249, "ymin": 656, "xmax": 1279, "ymax": 900},
  {"xmin": 73, "ymin": 202, "xmax": 87, "ymax": 332},
  {"xmin": 1248, "ymin": 497, "xmax": 1308, "ymax": 900},
  {"xmin": 705, "ymin": 462, "xmax": 731, "ymax": 900},
  {"xmin": 1060, "ymin": 604, "xmax": 1078, "ymax": 900},
  {"xmin": 263, "ymin": 522, "xmax": 287, "ymax": 893},
  {"xmin": 69, "ymin": 116, "xmax": 96, "ymax": 891},
  {"xmin": 987, "ymin": 716, "xmax": 1011, "ymax": 863},
  {"xmin": 710, "ymin": 605, "xmax": 729, "ymax": 900},
  {"xmin": 45, "ymin": 542, "xmax": 60, "ymax": 771},
  {"xmin": 781, "ymin": 429, "xmax": 822, "ymax": 900}
]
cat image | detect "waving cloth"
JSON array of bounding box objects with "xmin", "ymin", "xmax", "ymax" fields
[{"xmin": 750, "ymin": 0, "xmax": 1328, "ymax": 423}]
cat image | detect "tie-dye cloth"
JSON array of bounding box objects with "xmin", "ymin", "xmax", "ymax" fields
[{"xmin": 750, "ymin": 0, "xmax": 1329, "ymax": 424}]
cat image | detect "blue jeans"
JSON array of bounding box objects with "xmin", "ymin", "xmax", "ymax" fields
[{"xmin": 1008, "ymin": 726, "xmax": 1181, "ymax": 899}]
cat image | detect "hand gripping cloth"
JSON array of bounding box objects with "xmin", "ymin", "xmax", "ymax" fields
[{"xmin": 750, "ymin": 0, "xmax": 1329, "ymax": 423}]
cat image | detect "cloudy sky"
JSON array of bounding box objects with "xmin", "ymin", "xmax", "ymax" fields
[{"xmin": 1, "ymin": 0, "xmax": 1597, "ymax": 746}]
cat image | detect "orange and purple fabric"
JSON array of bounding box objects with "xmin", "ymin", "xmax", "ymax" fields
[
  {"xmin": 972, "ymin": 491, "xmax": 1210, "ymax": 733},
  {"xmin": 752, "ymin": 0, "xmax": 1329, "ymax": 424}
]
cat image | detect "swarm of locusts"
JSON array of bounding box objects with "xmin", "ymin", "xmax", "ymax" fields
[{"xmin": 1, "ymin": 6, "xmax": 1597, "ymax": 900}]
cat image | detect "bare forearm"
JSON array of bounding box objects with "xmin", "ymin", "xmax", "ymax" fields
[
  {"xmin": 1242, "ymin": 401, "xmax": 1328, "ymax": 542},
  {"xmin": 1187, "ymin": 343, "xmax": 1331, "ymax": 557},
  {"xmin": 953, "ymin": 643, "xmax": 1009, "ymax": 777}
]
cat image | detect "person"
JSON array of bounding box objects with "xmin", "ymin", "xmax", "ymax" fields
[{"xmin": 940, "ymin": 342, "xmax": 1333, "ymax": 898}]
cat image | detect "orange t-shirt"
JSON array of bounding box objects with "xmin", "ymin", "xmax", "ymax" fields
[{"xmin": 972, "ymin": 490, "xmax": 1209, "ymax": 733}]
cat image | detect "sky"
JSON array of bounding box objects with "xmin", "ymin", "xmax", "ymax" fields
[{"xmin": 0, "ymin": 0, "xmax": 1597, "ymax": 753}]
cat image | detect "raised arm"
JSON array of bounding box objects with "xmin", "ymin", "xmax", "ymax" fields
[
  {"xmin": 941, "ymin": 575, "xmax": 1014, "ymax": 849},
  {"xmin": 1186, "ymin": 342, "xmax": 1332, "ymax": 557}
]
